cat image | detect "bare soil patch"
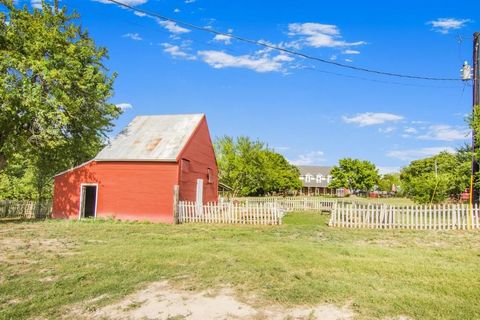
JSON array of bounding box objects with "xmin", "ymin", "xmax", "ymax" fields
[
  {"xmin": 0, "ymin": 237, "xmax": 77, "ymax": 271},
  {"xmin": 68, "ymin": 281, "xmax": 355, "ymax": 320}
]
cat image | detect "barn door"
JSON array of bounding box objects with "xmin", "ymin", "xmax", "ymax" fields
[{"xmin": 79, "ymin": 185, "xmax": 97, "ymax": 219}]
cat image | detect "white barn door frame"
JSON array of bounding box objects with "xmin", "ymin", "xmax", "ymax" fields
[{"xmin": 196, "ymin": 179, "xmax": 204, "ymax": 216}]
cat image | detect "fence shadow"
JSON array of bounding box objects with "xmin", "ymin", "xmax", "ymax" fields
[{"xmin": 0, "ymin": 217, "xmax": 48, "ymax": 224}]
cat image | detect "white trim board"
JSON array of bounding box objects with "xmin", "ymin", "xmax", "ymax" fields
[{"xmin": 54, "ymin": 160, "xmax": 95, "ymax": 178}]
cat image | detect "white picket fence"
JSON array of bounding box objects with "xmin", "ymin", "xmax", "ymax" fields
[
  {"xmin": 329, "ymin": 202, "xmax": 480, "ymax": 230},
  {"xmin": 230, "ymin": 197, "xmax": 336, "ymax": 212},
  {"xmin": 178, "ymin": 201, "xmax": 284, "ymax": 225}
]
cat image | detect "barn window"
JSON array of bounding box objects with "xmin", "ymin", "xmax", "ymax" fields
[{"xmin": 207, "ymin": 168, "xmax": 213, "ymax": 184}]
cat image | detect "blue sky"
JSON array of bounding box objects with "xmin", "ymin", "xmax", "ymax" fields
[{"xmin": 12, "ymin": 0, "xmax": 480, "ymax": 173}]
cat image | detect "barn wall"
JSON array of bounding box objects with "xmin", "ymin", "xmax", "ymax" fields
[
  {"xmin": 52, "ymin": 161, "xmax": 98, "ymax": 220},
  {"xmin": 52, "ymin": 161, "xmax": 179, "ymax": 223},
  {"xmin": 178, "ymin": 117, "xmax": 219, "ymax": 203}
]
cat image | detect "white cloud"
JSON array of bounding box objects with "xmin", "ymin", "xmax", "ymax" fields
[
  {"xmin": 288, "ymin": 22, "xmax": 366, "ymax": 48},
  {"xmin": 378, "ymin": 126, "xmax": 395, "ymax": 134},
  {"xmin": 387, "ymin": 147, "xmax": 455, "ymax": 162},
  {"xmin": 411, "ymin": 120, "xmax": 428, "ymax": 125},
  {"xmin": 378, "ymin": 166, "xmax": 401, "ymax": 175},
  {"xmin": 330, "ymin": 55, "xmax": 337, "ymax": 61},
  {"xmin": 31, "ymin": 0, "xmax": 42, "ymax": 9},
  {"xmin": 134, "ymin": 11, "xmax": 147, "ymax": 17},
  {"xmin": 123, "ymin": 32, "xmax": 142, "ymax": 41},
  {"xmin": 401, "ymin": 127, "xmax": 418, "ymax": 138},
  {"xmin": 157, "ymin": 20, "xmax": 190, "ymax": 34},
  {"xmin": 273, "ymin": 54, "xmax": 294, "ymax": 62},
  {"xmin": 174, "ymin": 8, "xmax": 180, "ymax": 13},
  {"xmin": 116, "ymin": 103, "xmax": 133, "ymax": 110},
  {"xmin": 342, "ymin": 49, "xmax": 360, "ymax": 54},
  {"xmin": 404, "ymin": 127, "xmax": 418, "ymax": 134},
  {"xmin": 185, "ymin": 0, "xmax": 195, "ymax": 3},
  {"xmin": 344, "ymin": 58, "xmax": 353, "ymax": 63},
  {"xmin": 213, "ymin": 34, "xmax": 232, "ymax": 45},
  {"xmin": 197, "ymin": 50, "xmax": 286, "ymax": 73},
  {"xmin": 418, "ymin": 125, "xmax": 469, "ymax": 141},
  {"xmin": 428, "ymin": 18, "xmax": 470, "ymax": 34},
  {"xmin": 162, "ymin": 43, "xmax": 197, "ymax": 60},
  {"xmin": 290, "ymin": 151, "xmax": 326, "ymax": 165},
  {"xmin": 343, "ymin": 112, "xmax": 404, "ymax": 127}
]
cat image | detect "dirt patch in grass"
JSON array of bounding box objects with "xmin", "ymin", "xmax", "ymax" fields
[
  {"xmin": 0, "ymin": 237, "xmax": 77, "ymax": 280},
  {"xmin": 67, "ymin": 281, "xmax": 355, "ymax": 320},
  {"xmin": 0, "ymin": 238, "xmax": 76, "ymax": 262}
]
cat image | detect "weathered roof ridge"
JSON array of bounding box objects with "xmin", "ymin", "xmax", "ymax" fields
[{"xmin": 95, "ymin": 113, "xmax": 205, "ymax": 162}]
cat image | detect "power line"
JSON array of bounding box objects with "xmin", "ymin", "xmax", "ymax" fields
[
  {"xmin": 175, "ymin": 32, "xmax": 459, "ymax": 88},
  {"xmin": 104, "ymin": 0, "xmax": 462, "ymax": 82},
  {"xmin": 186, "ymin": 35, "xmax": 463, "ymax": 88},
  {"xmin": 302, "ymin": 66, "xmax": 464, "ymax": 89}
]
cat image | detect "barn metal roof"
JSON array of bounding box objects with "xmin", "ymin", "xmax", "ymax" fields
[{"xmin": 95, "ymin": 114, "xmax": 204, "ymax": 162}]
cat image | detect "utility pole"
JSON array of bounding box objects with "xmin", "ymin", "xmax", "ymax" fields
[{"xmin": 472, "ymin": 32, "xmax": 480, "ymax": 205}]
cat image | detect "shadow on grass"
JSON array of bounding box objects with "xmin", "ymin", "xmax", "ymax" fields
[{"xmin": 0, "ymin": 217, "xmax": 49, "ymax": 224}]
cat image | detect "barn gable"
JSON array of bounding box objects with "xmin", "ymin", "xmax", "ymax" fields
[
  {"xmin": 177, "ymin": 117, "xmax": 218, "ymax": 202},
  {"xmin": 95, "ymin": 114, "xmax": 204, "ymax": 162}
]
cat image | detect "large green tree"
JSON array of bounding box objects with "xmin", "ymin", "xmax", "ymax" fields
[
  {"xmin": 0, "ymin": 0, "xmax": 120, "ymax": 199},
  {"xmin": 328, "ymin": 158, "xmax": 379, "ymax": 193},
  {"xmin": 400, "ymin": 149, "xmax": 470, "ymax": 204},
  {"xmin": 215, "ymin": 136, "xmax": 301, "ymax": 196},
  {"xmin": 378, "ymin": 173, "xmax": 402, "ymax": 193}
]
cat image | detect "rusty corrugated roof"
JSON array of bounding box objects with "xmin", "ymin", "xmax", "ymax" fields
[{"xmin": 95, "ymin": 114, "xmax": 204, "ymax": 162}]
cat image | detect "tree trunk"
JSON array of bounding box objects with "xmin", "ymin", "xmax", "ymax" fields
[{"xmin": 0, "ymin": 152, "xmax": 6, "ymax": 171}]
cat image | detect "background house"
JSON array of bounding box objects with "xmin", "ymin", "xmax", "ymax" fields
[
  {"xmin": 52, "ymin": 114, "xmax": 218, "ymax": 223},
  {"xmin": 297, "ymin": 166, "xmax": 335, "ymax": 196}
]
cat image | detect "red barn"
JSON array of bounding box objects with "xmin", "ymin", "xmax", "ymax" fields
[{"xmin": 52, "ymin": 114, "xmax": 218, "ymax": 223}]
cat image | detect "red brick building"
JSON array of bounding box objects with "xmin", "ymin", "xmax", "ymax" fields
[{"xmin": 52, "ymin": 114, "xmax": 218, "ymax": 223}]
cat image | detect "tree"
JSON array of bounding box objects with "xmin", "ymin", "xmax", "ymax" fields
[
  {"xmin": 0, "ymin": 153, "xmax": 37, "ymax": 199},
  {"xmin": 402, "ymin": 172, "xmax": 450, "ymax": 204},
  {"xmin": 0, "ymin": 1, "xmax": 120, "ymax": 199},
  {"xmin": 378, "ymin": 173, "xmax": 401, "ymax": 193},
  {"xmin": 328, "ymin": 158, "xmax": 379, "ymax": 193},
  {"xmin": 400, "ymin": 150, "xmax": 470, "ymax": 204},
  {"xmin": 215, "ymin": 136, "xmax": 301, "ymax": 196},
  {"xmin": 262, "ymin": 150, "xmax": 302, "ymax": 195}
]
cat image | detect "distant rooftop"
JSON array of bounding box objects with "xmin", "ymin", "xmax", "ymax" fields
[
  {"xmin": 95, "ymin": 114, "xmax": 204, "ymax": 162},
  {"xmin": 297, "ymin": 165, "xmax": 333, "ymax": 188}
]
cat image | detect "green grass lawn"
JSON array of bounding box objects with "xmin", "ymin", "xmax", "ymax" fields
[
  {"xmin": 1, "ymin": 213, "xmax": 479, "ymax": 319},
  {"xmin": 342, "ymin": 196, "xmax": 415, "ymax": 205}
]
